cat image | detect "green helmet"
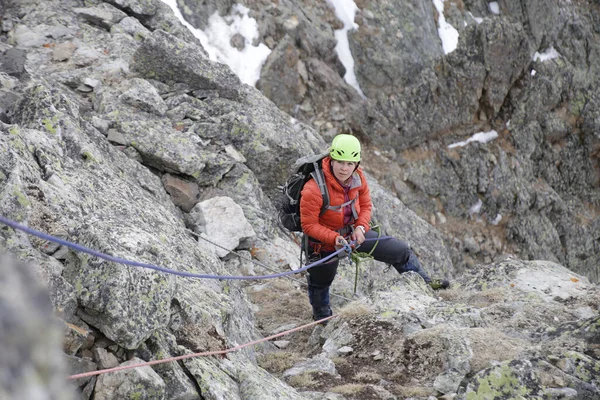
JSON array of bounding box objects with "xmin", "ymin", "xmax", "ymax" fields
[{"xmin": 329, "ymin": 134, "xmax": 361, "ymax": 162}]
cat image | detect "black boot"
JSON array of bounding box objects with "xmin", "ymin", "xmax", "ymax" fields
[
  {"xmin": 306, "ymin": 275, "xmax": 332, "ymax": 324},
  {"xmin": 394, "ymin": 251, "xmax": 449, "ymax": 290}
]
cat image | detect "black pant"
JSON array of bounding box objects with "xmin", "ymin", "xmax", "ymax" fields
[{"xmin": 307, "ymin": 229, "xmax": 431, "ymax": 291}]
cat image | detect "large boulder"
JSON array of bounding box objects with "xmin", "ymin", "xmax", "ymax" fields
[
  {"xmin": 189, "ymin": 196, "xmax": 256, "ymax": 258},
  {"xmin": 131, "ymin": 29, "xmax": 235, "ymax": 91},
  {"xmin": 94, "ymin": 358, "xmax": 166, "ymax": 400}
]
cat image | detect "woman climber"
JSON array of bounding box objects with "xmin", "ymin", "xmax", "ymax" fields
[{"xmin": 299, "ymin": 134, "xmax": 449, "ymax": 321}]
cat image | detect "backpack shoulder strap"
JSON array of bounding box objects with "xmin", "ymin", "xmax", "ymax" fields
[{"xmin": 309, "ymin": 161, "xmax": 329, "ymax": 216}]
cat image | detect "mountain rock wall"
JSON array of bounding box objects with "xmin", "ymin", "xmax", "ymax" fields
[
  {"xmin": 225, "ymin": 0, "xmax": 600, "ymax": 282},
  {"xmin": 0, "ymin": 0, "xmax": 598, "ymax": 399}
]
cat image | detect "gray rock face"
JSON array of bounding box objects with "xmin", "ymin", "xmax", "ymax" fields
[
  {"xmin": 73, "ymin": 3, "xmax": 128, "ymax": 31},
  {"xmin": 501, "ymin": 0, "xmax": 560, "ymax": 50},
  {"xmin": 257, "ymin": 36, "xmax": 308, "ymax": 113},
  {"xmin": 350, "ymin": 0, "xmax": 443, "ymax": 93},
  {"xmin": 178, "ymin": 0, "xmax": 235, "ymax": 29},
  {"xmin": 236, "ymin": 0, "xmax": 600, "ymax": 282},
  {"xmin": 1, "ymin": 0, "xmax": 599, "ymax": 399},
  {"xmin": 0, "ymin": 254, "xmax": 75, "ymax": 399}
]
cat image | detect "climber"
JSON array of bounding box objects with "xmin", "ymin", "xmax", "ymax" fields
[{"xmin": 300, "ymin": 134, "xmax": 449, "ymax": 322}]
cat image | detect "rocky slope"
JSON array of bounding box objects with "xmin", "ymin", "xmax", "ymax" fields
[{"xmin": 0, "ymin": 0, "xmax": 598, "ymax": 399}]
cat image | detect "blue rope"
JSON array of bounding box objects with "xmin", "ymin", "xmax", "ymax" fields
[{"xmin": 0, "ymin": 215, "xmax": 388, "ymax": 280}]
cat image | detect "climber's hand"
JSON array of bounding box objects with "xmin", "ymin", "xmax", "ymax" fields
[
  {"xmin": 351, "ymin": 229, "xmax": 366, "ymax": 246},
  {"xmin": 335, "ymin": 236, "xmax": 348, "ymax": 250}
]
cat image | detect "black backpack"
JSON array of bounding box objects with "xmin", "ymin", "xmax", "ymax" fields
[{"xmin": 278, "ymin": 152, "xmax": 330, "ymax": 232}]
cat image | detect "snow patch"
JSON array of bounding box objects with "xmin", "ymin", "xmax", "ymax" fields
[
  {"xmin": 432, "ymin": 0, "xmax": 459, "ymax": 54},
  {"xmin": 448, "ymin": 130, "xmax": 498, "ymax": 148},
  {"xmin": 491, "ymin": 214, "xmax": 502, "ymax": 225},
  {"xmin": 469, "ymin": 199, "xmax": 483, "ymax": 216},
  {"xmin": 488, "ymin": 2, "xmax": 500, "ymax": 14},
  {"xmin": 328, "ymin": 0, "xmax": 365, "ymax": 96},
  {"xmin": 533, "ymin": 46, "xmax": 561, "ymax": 62},
  {"xmin": 468, "ymin": 11, "xmax": 484, "ymax": 24},
  {"xmin": 160, "ymin": 1, "xmax": 271, "ymax": 86}
]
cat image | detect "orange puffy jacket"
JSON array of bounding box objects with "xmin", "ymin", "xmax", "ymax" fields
[{"xmin": 300, "ymin": 156, "xmax": 372, "ymax": 248}]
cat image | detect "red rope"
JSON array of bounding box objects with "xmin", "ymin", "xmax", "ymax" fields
[{"xmin": 68, "ymin": 315, "xmax": 335, "ymax": 380}]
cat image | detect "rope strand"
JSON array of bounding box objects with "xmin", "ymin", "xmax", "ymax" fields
[
  {"xmin": 0, "ymin": 215, "xmax": 390, "ymax": 281},
  {"xmin": 68, "ymin": 314, "xmax": 335, "ymax": 380},
  {"xmin": 186, "ymin": 228, "xmax": 355, "ymax": 301}
]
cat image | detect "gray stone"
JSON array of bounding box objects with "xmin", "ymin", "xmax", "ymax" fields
[
  {"xmin": 544, "ymin": 387, "xmax": 579, "ymax": 398},
  {"xmin": 283, "ymin": 355, "xmax": 338, "ymax": 380},
  {"xmin": 94, "ymin": 357, "xmax": 166, "ymax": 400},
  {"xmin": 53, "ymin": 41, "xmax": 77, "ymax": 61},
  {"xmin": 107, "ymin": 128, "xmax": 127, "ymax": 145},
  {"xmin": 235, "ymin": 356, "xmax": 306, "ymax": 400},
  {"xmin": 257, "ymin": 36, "xmax": 308, "ymax": 113},
  {"xmin": 301, "ymin": 393, "xmax": 345, "ymax": 400},
  {"xmin": 83, "ymin": 78, "xmax": 101, "ymax": 89},
  {"xmin": 189, "ymin": 196, "xmax": 256, "ymax": 258},
  {"xmin": 93, "ymin": 347, "xmax": 119, "ymax": 369},
  {"xmin": 464, "ymin": 237, "xmax": 479, "ymax": 254},
  {"xmin": 573, "ymin": 306, "xmax": 596, "ymax": 320},
  {"xmin": 0, "ymin": 48, "xmax": 27, "ymax": 78},
  {"xmin": 106, "ymin": 0, "xmax": 160, "ymax": 16},
  {"xmin": 161, "ymin": 173, "xmax": 200, "ymax": 212},
  {"xmin": 10, "ymin": 24, "xmax": 46, "ymax": 47},
  {"xmin": 183, "ymin": 357, "xmax": 240, "ymax": 400},
  {"xmin": 177, "ymin": 0, "xmax": 235, "ymax": 30},
  {"xmin": 81, "ymin": 377, "xmax": 97, "ymax": 400},
  {"xmin": 351, "ymin": 0, "xmax": 442, "ymax": 92},
  {"xmin": 72, "ymin": 47, "xmax": 106, "ymax": 67},
  {"xmin": 147, "ymin": 334, "xmax": 199, "ymax": 400},
  {"xmin": 274, "ymin": 340, "xmax": 291, "ymax": 349},
  {"xmin": 131, "ymin": 30, "xmax": 238, "ymax": 93},
  {"xmin": 322, "ymin": 322, "xmax": 355, "ymax": 356},
  {"xmin": 271, "ymin": 323, "xmax": 299, "ymax": 335},
  {"xmin": 230, "ymin": 33, "xmax": 245, "ymax": 51},
  {"xmin": 115, "ymin": 16, "xmax": 151, "ymax": 40},
  {"xmin": 76, "ymin": 84, "xmax": 93, "ymax": 93},
  {"xmin": 91, "ymin": 116, "xmax": 110, "ymax": 135},
  {"xmin": 458, "ymin": 359, "xmax": 543, "ymax": 398},
  {"xmin": 65, "ymin": 355, "xmax": 98, "ymax": 388},
  {"xmin": 224, "ymin": 145, "xmax": 246, "ymax": 163},
  {"xmin": 73, "ymin": 4, "xmax": 128, "ymax": 30},
  {"xmin": 118, "ymin": 78, "xmax": 168, "ymax": 116}
]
